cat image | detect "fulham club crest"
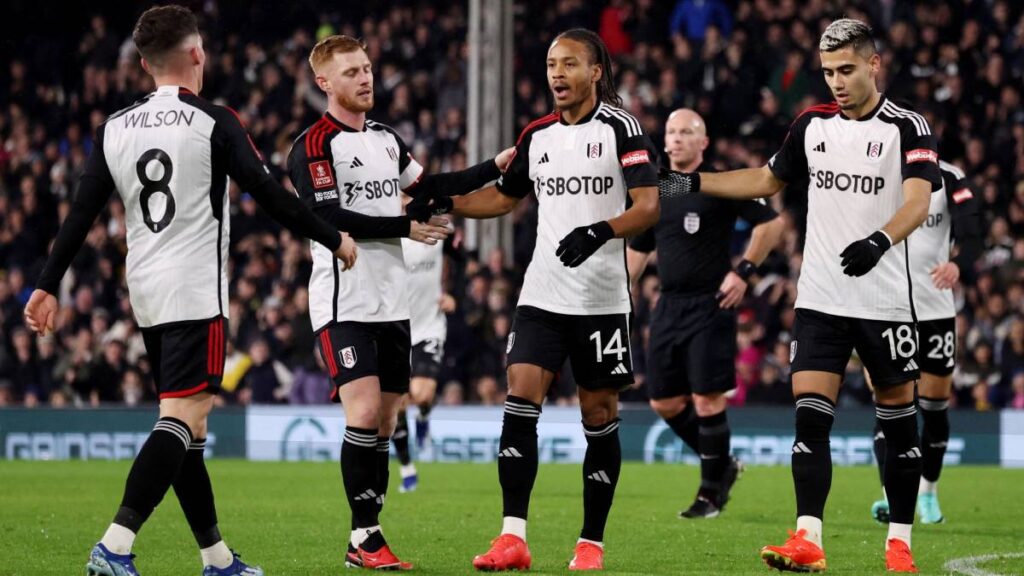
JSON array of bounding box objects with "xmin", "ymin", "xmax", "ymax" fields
[
  {"xmin": 866, "ymin": 141, "xmax": 884, "ymax": 158},
  {"xmin": 587, "ymin": 142, "xmax": 603, "ymax": 158},
  {"xmin": 339, "ymin": 346, "xmax": 358, "ymax": 369}
]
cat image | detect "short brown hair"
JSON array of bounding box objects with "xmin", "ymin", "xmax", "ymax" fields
[
  {"xmin": 309, "ymin": 35, "xmax": 367, "ymax": 73},
  {"xmin": 132, "ymin": 5, "xmax": 199, "ymax": 64}
]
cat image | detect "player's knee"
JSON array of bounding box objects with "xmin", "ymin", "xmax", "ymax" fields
[
  {"xmin": 581, "ymin": 394, "xmax": 618, "ymax": 427},
  {"xmin": 649, "ymin": 396, "xmax": 687, "ymax": 419},
  {"xmin": 346, "ymin": 402, "xmax": 382, "ymax": 429},
  {"xmin": 692, "ymin": 393, "xmax": 726, "ymax": 417}
]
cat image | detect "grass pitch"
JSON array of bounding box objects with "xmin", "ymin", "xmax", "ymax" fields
[{"xmin": 2, "ymin": 461, "xmax": 1022, "ymax": 575}]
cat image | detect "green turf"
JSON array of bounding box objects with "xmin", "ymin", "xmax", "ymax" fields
[{"xmin": 2, "ymin": 461, "xmax": 1022, "ymax": 575}]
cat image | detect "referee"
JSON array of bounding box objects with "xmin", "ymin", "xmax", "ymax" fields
[{"xmin": 627, "ymin": 109, "xmax": 783, "ymax": 519}]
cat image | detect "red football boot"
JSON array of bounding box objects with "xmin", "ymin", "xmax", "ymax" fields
[
  {"xmin": 568, "ymin": 542, "xmax": 604, "ymax": 570},
  {"xmin": 472, "ymin": 534, "xmax": 532, "ymax": 571},
  {"xmin": 760, "ymin": 529, "xmax": 827, "ymax": 572},
  {"xmin": 885, "ymin": 539, "xmax": 918, "ymax": 573}
]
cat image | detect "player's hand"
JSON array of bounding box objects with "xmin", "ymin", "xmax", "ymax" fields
[
  {"xmin": 406, "ymin": 194, "xmax": 453, "ymax": 222},
  {"xmin": 658, "ymin": 167, "xmax": 700, "ymax": 198},
  {"xmin": 556, "ymin": 221, "xmax": 615, "ymax": 268},
  {"xmin": 334, "ymin": 232, "xmax": 358, "ymax": 270},
  {"xmin": 409, "ymin": 216, "xmax": 451, "ymax": 245},
  {"xmin": 839, "ymin": 231, "xmax": 891, "ymax": 277},
  {"xmin": 931, "ymin": 261, "xmax": 960, "ymax": 290},
  {"xmin": 439, "ymin": 293, "xmax": 456, "ymax": 313},
  {"xmin": 494, "ymin": 147, "xmax": 516, "ymax": 173},
  {"xmin": 24, "ymin": 289, "xmax": 58, "ymax": 336},
  {"xmin": 716, "ymin": 271, "xmax": 748, "ymax": 309}
]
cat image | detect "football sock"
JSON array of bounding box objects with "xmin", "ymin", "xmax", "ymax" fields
[
  {"xmin": 501, "ymin": 516, "xmax": 527, "ymax": 540},
  {"xmin": 341, "ymin": 426, "xmax": 380, "ymax": 530},
  {"xmin": 351, "ymin": 525, "xmax": 383, "ymax": 551},
  {"xmin": 796, "ymin": 515, "xmax": 823, "ymax": 548},
  {"xmin": 172, "ymin": 438, "xmax": 222, "ymax": 549},
  {"xmin": 200, "ymin": 541, "xmax": 234, "ymax": 569},
  {"xmin": 376, "ymin": 436, "xmax": 390, "ymax": 515},
  {"xmin": 498, "ymin": 396, "xmax": 541, "ymax": 522},
  {"xmin": 888, "ymin": 522, "xmax": 912, "ymax": 548},
  {"xmin": 100, "ymin": 524, "xmax": 136, "ymax": 556},
  {"xmin": 918, "ymin": 396, "xmax": 950, "ymax": 486},
  {"xmin": 791, "ymin": 394, "xmax": 835, "ymax": 526},
  {"xmin": 876, "ymin": 401, "xmax": 922, "ymax": 526},
  {"xmin": 697, "ymin": 410, "xmax": 730, "ymax": 503},
  {"xmin": 105, "ymin": 416, "xmax": 192, "ymax": 553},
  {"xmin": 580, "ymin": 418, "xmax": 621, "ymax": 542},
  {"xmin": 393, "ymin": 410, "xmax": 412, "ymax": 466},
  {"xmin": 663, "ymin": 401, "xmax": 699, "ymax": 454},
  {"xmin": 577, "ymin": 538, "xmax": 604, "ymax": 548},
  {"xmin": 873, "ymin": 419, "xmax": 887, "ymax": 488}
]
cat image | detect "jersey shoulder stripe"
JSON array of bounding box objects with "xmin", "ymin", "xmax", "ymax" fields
[
  {"xmin": 880, "ymin": 101, "xmax": 930, "ymax": 136},
  {"xmin": 938, "ymin": 159, "xmax": 965, "ymax": 180},
  {"xmin": 516, "ymin": 112, "xmax": 560, "ymax": 145},
  {"xmin": 791, "ymin": 102, "xmax": 840, "ymax": 126},
  {"xmin": 106, "ymin": 95, "xmax": 152, "ymax": 123},
  {"xmin": 304, "ymin": 116, "xmax": 341, "ymax": 159},
  {"xmin": 595, "ymin": 104, "xmax": 641, "ymax": 138}
]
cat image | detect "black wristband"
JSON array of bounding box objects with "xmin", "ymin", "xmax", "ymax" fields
[{"xmin": 735, "ymin": 259, "xmax": 758, "ymax": 281}]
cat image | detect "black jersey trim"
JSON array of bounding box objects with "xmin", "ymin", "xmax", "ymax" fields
[
  {"xmin": 904, "ymin": 240, "xmax": 919, "ymax": 330},
  {"xmin": 838, "ymin": 94, "xmax": 886, "ymax": 122},
  {"xmin": 106, "ymin": 96, "xmax": 151, "ymax": 122},
  {"xmin": 332, "ymin": 258, "xmax": 340, "ymax": 324}
]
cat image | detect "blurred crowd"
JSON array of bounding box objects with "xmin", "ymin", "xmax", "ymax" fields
[{"xmin": 1, "ymin": 0, "xmax": 1023, "ymax": 411}]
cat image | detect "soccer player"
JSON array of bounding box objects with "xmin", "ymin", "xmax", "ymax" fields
[
  {"xmin": 627, "ymin": 108, "xmax": 783, "ymax": 519},
  {"xmin": 427, "ymin": 29, "xmax": 660, "ymax": 571},
  {"xmin": 22, "ymin": 6, "xmax": 358, "ymax": 576},
  {"xmin": 870, "ymin": 159, "xmax": 982, "ymax": 525},
  {"xmin": 290, "ymin": 35, "xmax": 512, "ymax": 571},
  {"xmin": 392, "ymin": 235, "xmax": 453, "ymax": 492},
  {"xmin": 659, "ymin": 19, "xmax": 940, "ymax": 573}
]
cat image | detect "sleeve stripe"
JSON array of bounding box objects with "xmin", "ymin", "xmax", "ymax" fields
[
  {"xmin": 882, "ymin": 101, "xmax": 930, "ymax": 136},
  {"xmin": 599, "ymin": 105, "xmax": 641, "ymax": 138},
  {"xmin": 938, "ymin": 159, "xmax": 966, "ymax": 180}
]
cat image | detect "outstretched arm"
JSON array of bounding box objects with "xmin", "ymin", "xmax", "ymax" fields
[
  {"xmin": 699, "ymin": 166, "xmax": 787, "ymax": 200},
  {"xmin": 451, "ymin": 186, "xmax": 521, "ymax": 219}
]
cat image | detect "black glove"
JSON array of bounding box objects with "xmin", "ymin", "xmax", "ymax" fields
[
  {"xmin": 406, "ymin": 194, "xmax": 453, "ymax": 223},
  {"xmin": 840, "ymin": 231, "xmax": 891, "ymax": 277},
  {"xmin": 556, "ymin": 221, "xmax": 615, "ymax": 268},
  {"xmin": 658, "ymin": 167, "xmax": 700, "ymax": 198}
]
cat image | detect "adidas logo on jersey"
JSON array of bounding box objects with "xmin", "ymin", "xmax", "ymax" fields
[
  {"xmin": 813, "ymin": 142, "xmax": 826, "ymax": 153},
  {"xmin": 610, "ymin": 363, "xmax": 628, "ymax": 375},
  {"xmin": 587, "ymin": 470, "xmax": 612, "ymax": 484},
  {"xmin": 903, "ymin": 358, "xmax": 919, "ymax": 372},
  {"xmin": 350, "ymin": 156, "xmax": 364, "ymax": 168},
  {"xmin": 538, "ymin": 152, "xmax": 550, "ymax": 164},
  {"xmin": 498, "ymin": 447, "xmax": 523, "ymax": 458}
]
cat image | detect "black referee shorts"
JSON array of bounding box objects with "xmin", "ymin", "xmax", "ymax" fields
[
  {"xmin": 646, "ymin": 293, "xmax": 737, "ymax": 399},
  {"xmin": 790, "ymin": 308, "xmax": 920, "ymax": 388}
]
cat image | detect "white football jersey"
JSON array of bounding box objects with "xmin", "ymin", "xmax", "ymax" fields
[
  {"xmin": 497, "ymin": 103, "xmax": 659, "ymax": 315},
  {"xmin": 97, "ymin": 85, "xmax": 272, "ymax": 327},
  {"xmin": 910, "ymin": 160, "xmax": 978, "ymax": 321},
  {"xmin": 291, "ymin": 115, "xmax": 423, "ymax": 331},
  {"xmin": 769, "ymin": 97, "xmax": 942, "ymax": 322},
  {"xmin": 402, "ymin": 239, "xmax": 446, "ymax": 344}
]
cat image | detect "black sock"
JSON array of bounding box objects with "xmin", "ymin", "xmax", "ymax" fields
[
  {"xmin": 114, "ymin": 417, "xmax": 193, "ymax": 532},
  {"xmin": 376, "ymin": 436, "xmax": 390, "ymax": 516},
  {"xmin": 876, "ymin": 401, "xmax": 922, "ymax": 525},
  {"xmin": 663, "ymin": 401, "xmax": 699, "ymax": 454},
  {"xmin": 498, "ymin": 396, "xmax": 541, "ymax": 520},
  {"xmin": 791, "ymin": 394, "xmax": 835, "ymax": 520},
  {"xmin": 172, "ymin": 438, "xmax": 222, "ymax": 548},
  {"xmin": 873, "ymin": 419, "xmax": 887, "ymax": 488},
  {"xmin": 697, "ymin": 411, "xmax": 730, "ymax": 503},
  {"xmin": 581, "ymin": 418, "xmax": 621, "ymax": 542},
  {"xmin": 341, "ymin": 426, "xmax": 380, "ymax": 530},
  {"xmin": 919, "ymin": 396, "xmax": 950, "ymax": 483},
  {"xmin": 393, "ymin": 410, "xmax": 411, "ymax": 466}
]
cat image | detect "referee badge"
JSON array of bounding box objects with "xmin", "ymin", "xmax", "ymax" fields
[{"xmin": 684, "ymin": 212, "xmax": 700, "ymax": 234}]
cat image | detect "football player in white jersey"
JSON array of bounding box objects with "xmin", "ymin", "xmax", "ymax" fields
[
  {"xmin": 23, "ymin": 7, "xmax": 357, "ymax": 576},
  {"xmin": 870, "ymin": 160, "xmax": 982, "ymax": 525},
  {"xmin": 289, "ymin": 35, "xmax": 512, "ymax": 571},
  {"xmin": 425, "ymin": 29, "xmax": 660, "ymax": 571},
  {"xmin": 660, "ymin": 19, "xmax": 941, "ymax": 573},
  {"xmin": 392, "ymin": 235, "xmax": 453, "ymax": 492}
]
